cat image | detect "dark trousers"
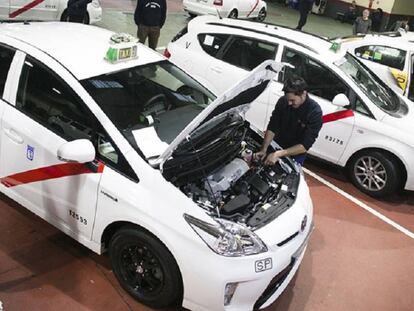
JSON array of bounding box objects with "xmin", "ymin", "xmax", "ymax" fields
[
  {"xmin": 68, "ymin": 14, "xmax": 85, "ymax": 23},
  {"xmin": 296, "ymin": 2, "xmax": 313, "ymax": 30},
  {"xmin": 138, "ymin": 25, "xmax": 161, "ymax": 50}
]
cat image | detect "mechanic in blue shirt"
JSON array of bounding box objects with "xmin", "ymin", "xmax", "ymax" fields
[
  {"xmin": 67, "ymin": 0, "xmax": 91, "ymax": 23},
  {"xmin": 256, "ymin": 75, "xmax": 323, "ymax": 166}
]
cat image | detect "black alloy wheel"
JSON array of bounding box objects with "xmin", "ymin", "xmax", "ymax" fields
[
  {"xmin": 228, "ymin": 9, "xmax": 238, "ymax": 19},
  {"xmin": 256, "ymin": 8, "xmax": 267, "ymax": 22},
  {"xmin": 109, "ymin": 226, "xmax": 182, "ymax": 308}
]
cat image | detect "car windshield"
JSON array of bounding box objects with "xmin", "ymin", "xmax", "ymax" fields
[
  {"xmin": 336, "ymin": 53, "xmax": 407, "ymax": 115},
  {"xmin": 81, "ymin": 61, "xmax": 215, "ymax": 159}
]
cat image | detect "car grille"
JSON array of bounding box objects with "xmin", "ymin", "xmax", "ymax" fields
[{"xmin": 253, "ymin": 258, "xmax": 295, "ymax": 310}]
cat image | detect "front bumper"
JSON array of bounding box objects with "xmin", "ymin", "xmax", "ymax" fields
[{"xmin": 181, "ymin": 175, "xmax": 314, "ymax": 311}]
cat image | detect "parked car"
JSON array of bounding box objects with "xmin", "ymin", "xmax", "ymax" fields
[
  {"xmin": 166, "ymin": 16, "xmax": 414, "ymax": 197},
  {"xmin": 0, "ymin": 22, "xmax": 314, "ymax": 310},
  {"xmin": 334, "ymin": 33, "xmax": 414, "ymax": 102},
  {"xmin": 0, "ymin": 0, "xmax": 102, "ymax": 24},
  {"xmin": 183, "ymin": 0, "xmax": 267, "ymax": 21}
]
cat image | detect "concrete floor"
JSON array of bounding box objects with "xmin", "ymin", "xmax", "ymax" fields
[{"xmin": 1, "ymin": 1, "xmax": 414, "ymax": 311}]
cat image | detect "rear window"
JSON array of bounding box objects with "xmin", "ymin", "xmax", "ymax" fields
[
  {"xmin": 198, "ymin": 33, "xmax": 229, "ymax": 57},
  {"xmin": 355, "ymin": 45, "xmax": 406, "ymax": 70}
]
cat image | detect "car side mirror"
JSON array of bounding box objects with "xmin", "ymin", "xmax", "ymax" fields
[
  {"xmin": 332, "ymin": 93, "xmax": 350, "ymax": 107},
  {"xmin": 57, "ymin": 139, "xmax": 96, "ymax": 163}
]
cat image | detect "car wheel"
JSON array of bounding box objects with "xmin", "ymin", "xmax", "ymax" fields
[
  {"xmin": 256, "ymin": 8, "xmax": 267, "ymax": 22},
  {"xmin": 348, "ymin": 150, "xmax": 400, "ymax": 197},
  {"xmin": 228, "ymin": 9, "xmax": 238, "ymax": 19},
  {"xmin": 109, "ymin": 226, "xmax": 183, "ymax": 308}
]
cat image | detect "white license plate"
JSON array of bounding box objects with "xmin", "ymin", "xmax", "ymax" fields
[{"xmin": 255, "ymin": 257, "xmax": 273, "ymax": 273}]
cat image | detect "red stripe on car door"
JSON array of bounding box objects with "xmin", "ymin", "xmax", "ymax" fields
[
  {"xmin": 322, "ymin": 110, "xmax": 354, "ymax": 124},
  {"xmin": 0, "ymin": 162, "xmax": 104, "ymax": 188},
  {"xmin": 9, "ymin": 0, "xmax": 45, "ymax": 18},
  {"xmin": 247, "ymin": 0, "xmax": 260, "ymax": 18}
]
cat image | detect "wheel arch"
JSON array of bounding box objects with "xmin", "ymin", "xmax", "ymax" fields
[
  {"xmin": 101, "ymin": 220, "xmax": 184, "ymax": 301},
  {"xmin": 345, "ymin": 147, "xmax": 407, "ymax": 188}
]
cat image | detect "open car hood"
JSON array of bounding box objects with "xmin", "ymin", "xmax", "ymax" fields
[{"xmin": 154, "ymin": 60, "xmax": 282, "ymax": 167}]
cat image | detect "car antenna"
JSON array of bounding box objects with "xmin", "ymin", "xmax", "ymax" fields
[{"xmin": 185, "ymin": 134, "xmax": 221, "ymax": 217}]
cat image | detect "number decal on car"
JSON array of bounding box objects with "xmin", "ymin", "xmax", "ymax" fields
[{"xmin": 69, "ymin": 210, "xmax": 88, "ymax": 225}]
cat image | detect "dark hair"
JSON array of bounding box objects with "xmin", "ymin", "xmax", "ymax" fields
[{"xmin": 283, "ymin": 75, "xmax": 308, "ymax": 96}]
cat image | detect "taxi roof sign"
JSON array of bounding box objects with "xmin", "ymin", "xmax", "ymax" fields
[
  {"xmin": 330, "ymin": 41, "xmax": 341, "ymax": 53},
  {"xmin": 105, "ymin": 33, "xmax": 139, "ymax": 64}
]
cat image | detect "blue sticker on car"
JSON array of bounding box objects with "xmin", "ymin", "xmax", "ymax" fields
[{"xmin": 26, "ymin": 145, "xmax": 34, "ymax": 161}]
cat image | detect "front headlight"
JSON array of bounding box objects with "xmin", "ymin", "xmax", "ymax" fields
[{"xmin": 184, "ymin": 214, "xmax": 267, "ymax": 256}]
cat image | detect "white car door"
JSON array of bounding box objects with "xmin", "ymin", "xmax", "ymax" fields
[
  {"xmin": 9, "ymin": 0, "xmax": 58, "ymax": 21},
  {"xmin": 0, "ymin": 52, "xmax": 103, "ymax": 239},
  {"xmin": 237, "ymin": 0, "xmax": 256, "ymax": 18},
  {"xmin": 205, "ymin": 35, "xmax": 279, "ymax": 130},
  {"xmin": 266, "ymin": 47, "xmax": 355, "ymax": 163}
]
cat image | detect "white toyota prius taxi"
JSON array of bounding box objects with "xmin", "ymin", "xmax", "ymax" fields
[
  {"xmin": 0, "ymin": 23, "xmax": 313, "ymax": 310},
  {"xmin": 166, "ymin": 16, "xmax": 414, "ymax": 197}
]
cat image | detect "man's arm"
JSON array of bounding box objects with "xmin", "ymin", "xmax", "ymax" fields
[
  {"xmin": 160, "ymin": 0, "xmax": 167, "ymax": 27},
  {"xmin": 264, "ymin": 144, "xmax": 307, "ymax": 166}
]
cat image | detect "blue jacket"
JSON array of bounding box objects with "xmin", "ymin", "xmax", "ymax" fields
[
  {"xmin": 134, "ymin": 0, "xmax": 167, "ymax": 27},
  {"xmin": 68, "ymin": 0, "xmax": 91, "ymax": 17}
]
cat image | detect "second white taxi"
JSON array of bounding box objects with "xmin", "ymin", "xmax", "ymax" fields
[
  {"xmin": 166, "ymin": 16, "xmax": 414, "ymax": 197},
  {"xmin": 0, "ymin": 22, "xmax": 313, "ymax": 310}
]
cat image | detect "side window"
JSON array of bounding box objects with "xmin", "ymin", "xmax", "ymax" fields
[
  {"xmin": 198, "ymin": 33, "xmax": 229, "ymax": 57},
  {"xmin": 409, "ymin": 55, "xmax": 414, "ymax": 102},
  {"xmin": 16, "ymin": 56, "xmax": 138, "ymax": 181},
  {"xmin": 281, "ymin": 48, "xmax": 349, "ymax": 101},
  {"xmin": 0, "ymin": 44, "xmax": 15, "ymax": 97},
  {"xmin": 221, "ymin": 37, "xmax": 278, "ymax": 70},
  {"xmin": 355, "ymin": 45, "xmax": 406, "ymax": 70}
]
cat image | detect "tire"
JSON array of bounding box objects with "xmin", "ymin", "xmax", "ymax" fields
[
  {"xmin": 228, "ymin": 9, "xmax": 238, "ymax": 19},
  {"xmin": 256, "ymin": 8, "xmax": 267, "ymax": 22},
  {"xmin": 109, "ymin": 226, "xmax": 183, "ymax": 308},
  {"xmin": 348, "ymin": 150, "xmax": 400, "ymax": 197}
]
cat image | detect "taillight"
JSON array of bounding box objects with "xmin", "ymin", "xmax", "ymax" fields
[
  {"xmin": 214, "ymin": 0, "xmax": 223, "ymax": 6},
  {"xmin": 163, "ymin": 48, "xmax": 171, "ymax": 58}
]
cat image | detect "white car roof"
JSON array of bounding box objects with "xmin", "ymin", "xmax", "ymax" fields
[
  {"xmin": 336, "ymin": 33, "xmax": 414, "ymax": 51},
  {"xmin": 188, "ymin": 16, "xmax": 346, "ymax": 64},
  {"xmin": 0, "ymin": 22, "xmax": 164, "ymax": 80}
]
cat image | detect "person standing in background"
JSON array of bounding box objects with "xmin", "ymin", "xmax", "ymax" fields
[
  {"xmin": 67, "ymin": 0, "xmax": 91, "ymax": 23},
  {"xmin": 393, "ymin": 18, "xmax": 410, "ymax": 32},
  {"xmin": 371, "ymin": 8, "xmax": 383, "ymax": 32},
  {"xmin": 353, "ymin": 9, "xmax": 372, "ymax": 34},
  {"xmin": 296, "ymin": 0, "xmax": 315, "ymax": 30},
  {"xmin": 134, "ymin": 0, "xmax": 167, "ymax": 50}
]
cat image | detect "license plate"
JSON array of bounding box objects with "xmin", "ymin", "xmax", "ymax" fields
[{"xmin": 255, "ymin": 257, "xmax": 273, "ymax": 273}]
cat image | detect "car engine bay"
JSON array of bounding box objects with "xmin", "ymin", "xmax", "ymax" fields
[{"xmin": 162, "ymin": 113, "xmax": 300, "ymax": 229}]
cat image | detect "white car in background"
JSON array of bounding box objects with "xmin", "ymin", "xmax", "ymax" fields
[
  {"xmin": 0, "ymin": 0, "xmax": 102, "ymax": 24},
  {"xmin": 0, "ymin": 22, "xmax": 313, "ymax": 311},
  {"xmin": 166, "ymin": 16, "xmax": 414, "ymax": 197},
  {"xmin": 335, "ymin": 33, "xmax": 414, "ymax": 102},
  {"xmin": 183, "ymin": 0, "xmax": 267, "ymax": 21}
]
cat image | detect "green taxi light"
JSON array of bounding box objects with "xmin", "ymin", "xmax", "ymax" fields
[
  {"xmin": 330, "ymin": 41, "xmax": 341, "ymax": 52},
  {"xmin": 105, "ymin": 33, "xmax": 138, "ymax": 64}
]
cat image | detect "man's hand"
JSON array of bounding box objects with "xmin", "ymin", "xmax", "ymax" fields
[
  {"xmin": 254, "ymin": 150, "xmax": 267, "ymax": 161},
  {"xmin": 264, "ymin": 150, "xmax": 285, "ymax": 166}
]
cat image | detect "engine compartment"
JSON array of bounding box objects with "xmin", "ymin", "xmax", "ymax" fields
[{"xmin": 163, "ymin": 113, "xmax": 300, "ymax": 229}]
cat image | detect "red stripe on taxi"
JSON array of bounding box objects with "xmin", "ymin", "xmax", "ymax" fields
[
  {"xmin": 323, "ymin": 109, "xmax": 354, "ymax": 124},
  {"xmin": 9, "ymin": 0, "xmax": 45, "ymax": 18},
  {"xmin": 247, "ymin": 0, "xmax": 260, "ymax": 18},
  {"xmin": 0, "ymin": 162, "xmax": 104, "ymax": 188}
]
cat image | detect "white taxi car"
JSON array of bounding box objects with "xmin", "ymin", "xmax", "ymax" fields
[
  {"xmin": 183, "ymin": 0, "xmax": 267, "ymax": 21},
  {"xmin": 334, "ymin": 33, "xmax": 414, "ymax": 102},
  {"xmin": 0, "ymin": 0, "xmax": 102, "ymax": 24},
  {"xmin": 0, "ymin": 22, "xmax": 314, "ymax": 310},
  {"xmin": 166, "ymin": 16, "xmax": 414, "ymax": 197}
]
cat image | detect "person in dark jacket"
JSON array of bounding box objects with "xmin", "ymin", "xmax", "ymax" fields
[
  {"xmin": 353, "ymin": 9, "xmax": 372, "ymax": 34},
  {"xmin": 371, "ymin": 8, "xmax": 383, "ymax": 32},
  {"xmin": 255, "ymin": 75, "xmax": 323, "ymax": 166},
  {"xmin": 134, "ymin": 0, "xmax": 167, "ymax": 50},
  {"xmin": 296, "ymin": 0, "xmax": 315, "ymax": 30},
  {"xmin": 67, "ymin": 0, "xmax": 91, "ymax": 23}
]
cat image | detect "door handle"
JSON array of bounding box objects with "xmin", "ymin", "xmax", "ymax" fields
[
  {"xmin": 210, "ymin": 66, "xmax": 222, "ymax": 74},
  {"xmin": 4, "ymin": 128, "xmax": 24, "ymax": 144}
]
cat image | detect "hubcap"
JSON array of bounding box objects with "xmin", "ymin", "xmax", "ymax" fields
[
  {"xmin": 120, "ymin": 245, "xmax": 164, "ymax": 295},
  {"xmin": 258, "ymin": 9, "xmax": 266, "ymax": 21},
  {"xmin": 354, "ymin": 156, "xmax": 387, "ymax": 192}
]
